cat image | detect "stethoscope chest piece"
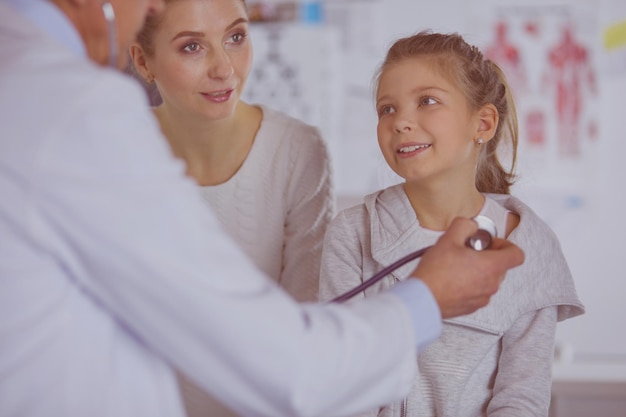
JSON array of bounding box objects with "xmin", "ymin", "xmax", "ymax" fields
[{"xmin": 466, "ymin": 215, "xmax": 497, "ymax": 251}]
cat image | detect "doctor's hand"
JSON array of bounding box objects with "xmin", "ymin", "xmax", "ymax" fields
[{"xmin": 411, "ymin": 217, "xmax": 524, "ymax": 319}]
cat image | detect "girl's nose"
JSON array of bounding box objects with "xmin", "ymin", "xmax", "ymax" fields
[{"xmin": 393, "ymin": 113, "xmax": 416, "ymax": 133}]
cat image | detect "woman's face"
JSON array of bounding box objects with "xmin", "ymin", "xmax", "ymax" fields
[{"xmin": 145, "ymin": 0, "xmax": 252, "ymax": 120}]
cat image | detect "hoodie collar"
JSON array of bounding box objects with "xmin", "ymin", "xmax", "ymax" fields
[
  {"xmin": 365, "ymin": 185, "xmax": 513, "ymax": 268},
  {"xmin": 364, "ymin": 184, "xmax": 439, "ymax": 269}
]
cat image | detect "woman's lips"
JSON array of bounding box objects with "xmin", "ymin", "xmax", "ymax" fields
[{"xmin": 200, "ymin": 89, "xmax": 234, "ymax": 103}]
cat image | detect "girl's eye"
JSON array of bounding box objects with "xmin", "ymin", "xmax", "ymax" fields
[
  {"xmin": 182, "ymin": 42, "xmax": 201, "ymax": 53},
  {"xmin": 378, "ymin": 105, "xmax": 395, "ymax": 117},
  {"xmin": 420, "ymin": 97, "xmax": 437, "ymax": 106}
]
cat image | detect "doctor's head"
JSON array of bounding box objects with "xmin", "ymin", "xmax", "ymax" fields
[
  {"xmin": 51, "ymin": 0, "xmax": 165, "ymax": 68},
  {"xmin": 130, "ymin": 0, "xmax": 252, "ymax": 121}
]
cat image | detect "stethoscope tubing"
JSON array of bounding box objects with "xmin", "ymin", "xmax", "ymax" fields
[
  {"xmin": 331, "ymin": 246, "xmax": 431, "ymax": 302},
  {"xmin": 330, "ymin": 215, "xmax": 496, "ymax": 303}
]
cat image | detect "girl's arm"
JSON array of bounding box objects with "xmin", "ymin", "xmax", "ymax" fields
[
  {"xmin": 318, "ymin": 209, "xmax": 369, "ymax": 303},
  {"xmin": 487, "ymin": 307, "xmax": 558, "ymax": 416},
  {"xmin": 319, "ymin": 209, "xmax": 381, "ymax": 417}
]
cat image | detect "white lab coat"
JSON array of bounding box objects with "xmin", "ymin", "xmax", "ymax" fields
[{"xmin": 0, "ymin": 3, "xmax": 438, "ymax": 417}]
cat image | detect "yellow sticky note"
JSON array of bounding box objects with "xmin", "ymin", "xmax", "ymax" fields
[{"xmin": 604, "ymin": 20, "xmax": 626, "ymax": 51}]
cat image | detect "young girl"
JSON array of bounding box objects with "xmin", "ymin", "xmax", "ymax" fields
[
  {"xmin": 130, "ymin": 1, "xmax": 333, "ymax": 415},
  {"xmin": 319, "ymin": 31, "xmax": 584, "ymax": 417}
]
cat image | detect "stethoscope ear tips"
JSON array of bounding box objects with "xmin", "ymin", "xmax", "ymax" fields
[{"xmin": 466, "ymin": 215, "xmax": 497, "ymax": 251}]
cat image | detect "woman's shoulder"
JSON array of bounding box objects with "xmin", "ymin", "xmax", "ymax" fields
[
  {"xmin": 257, "ymin": 105, "xmax": 325, "ymax": 145},
  {"xmin": 253, "ymin": 106, "xmax": 331, "ymax": 180}
]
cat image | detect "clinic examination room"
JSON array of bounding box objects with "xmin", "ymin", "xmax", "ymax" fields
[
  {"xmin": 2, "ymin": 0, "xmax": 626, "ymax": 416},
  {"xmin": 221, "ymin": 0, "xmax": 626, "ymax": 415}
]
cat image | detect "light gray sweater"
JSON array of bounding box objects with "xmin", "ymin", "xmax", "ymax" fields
[
  {"xmin": 200, "ymin": 105, "xmax": 334, "ymax": 302},
  {"xmin": 319, "ymin": 184, "xmax": 585, "ymax": 417},
  {"xmin": 182, "ymin": 106, "xmax": 335, "ymax": 417}
]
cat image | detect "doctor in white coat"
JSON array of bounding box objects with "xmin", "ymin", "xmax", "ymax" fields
[{"xmin": 0, "ymin": 1, "xmax": 524, "ymax": 417}]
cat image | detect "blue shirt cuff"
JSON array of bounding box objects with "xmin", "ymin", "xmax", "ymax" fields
[{"xmin": 389, "ymin": 279, "xmax": 442, "ymax": 352}]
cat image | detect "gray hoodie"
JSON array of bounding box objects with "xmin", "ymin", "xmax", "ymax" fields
[{"xmin": 319, "ymin": 184, "xmax": 584, "ymax": 417}]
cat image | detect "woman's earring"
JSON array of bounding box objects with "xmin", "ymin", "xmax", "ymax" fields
[{"xmin": 476, "ymin": 137, "xmax": 484, "ymax": 145}]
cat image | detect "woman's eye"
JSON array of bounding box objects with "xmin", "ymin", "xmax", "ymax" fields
[
  {"xmin": 182, "ymin": 42, "xmax": 201, "ymax": 53},
  {"xmin": 229, "ymin": 31, "xmax": 247, "ymax": 44}
]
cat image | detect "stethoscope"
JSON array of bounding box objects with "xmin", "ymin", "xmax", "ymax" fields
[
  {"xmin": 101, "ymin": 1, "xmax": 118, "ymax": 68},
  {"xmin": 332, "ymin": 216, "xmax": 497, "ymax": 302}
]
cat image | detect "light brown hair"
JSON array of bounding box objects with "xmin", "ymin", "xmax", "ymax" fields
[{"xmin": 375, "ymin": 30, "xmax": 518, "ymax": 194}]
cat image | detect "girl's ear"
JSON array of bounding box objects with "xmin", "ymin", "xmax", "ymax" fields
[
  {"xmin": 476, "ymin": 103, "xmax": 499, "ymax": 142},
  {"xmin": 129, "ymin": 43, "xmax": 154, "ymax": 84}
]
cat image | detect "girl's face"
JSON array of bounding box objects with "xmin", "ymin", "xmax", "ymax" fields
[
  {"xmin": 376, "ymin": 57, "xmax": 481, "ymax": 186},
  {"xmin": 145, "ymin": 0, "xmax": 252, "ymax": 120}
]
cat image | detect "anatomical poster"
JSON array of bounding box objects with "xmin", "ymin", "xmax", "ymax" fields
[{"xmin": 472, "ymin": 3, "xmax": 601, "ymax": 198}]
